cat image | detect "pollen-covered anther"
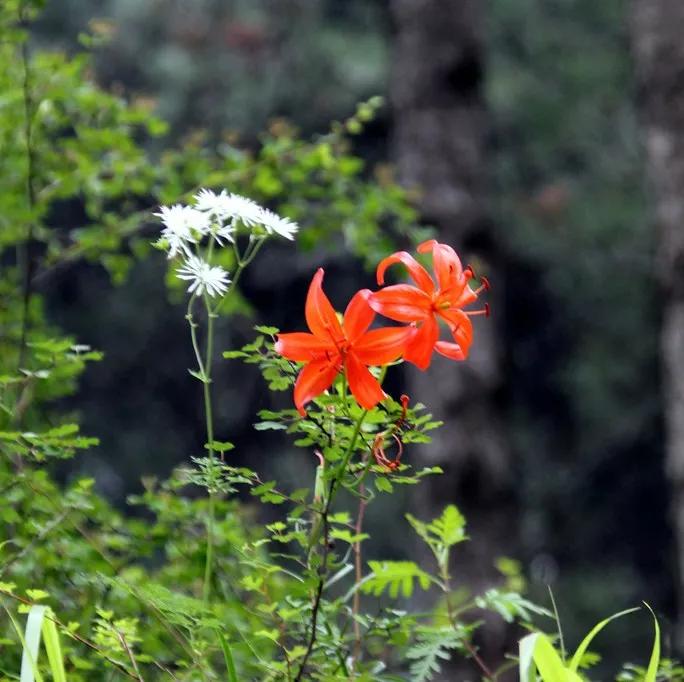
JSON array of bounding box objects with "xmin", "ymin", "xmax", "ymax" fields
[{"xmin": 475, "ymin": 275, "xmax": 491, "ymax": 294}]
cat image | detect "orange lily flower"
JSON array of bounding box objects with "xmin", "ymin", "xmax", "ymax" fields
[
  {"xmin": 367, "ymin": 240, "xmax": 489, "ymax": 370},
  {"xmin": 275, "ymin": 268, "xmax": 412, "ymax": 415}
]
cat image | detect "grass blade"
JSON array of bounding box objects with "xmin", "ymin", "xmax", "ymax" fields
[
  {"xmin": 20, "ymin": 605, "xmax": 46, "ymax": 682},
  {"xmin": 217, "ymin": 631, "xmax": 238, "ymax": 682},
  {"xmin": 41, "ymin": 611, "xmax": 67, "ymax": 682},
  {"xmin": 644, "ymin": 603, "xmax": 660, "ymax": 682},
  {"xmin": 568, "ymin": 607, "xmax": 639, "ymax": 672},
  {"xmin": 519, "ymin": 632, "xmax": 539, "ymax": 682}
]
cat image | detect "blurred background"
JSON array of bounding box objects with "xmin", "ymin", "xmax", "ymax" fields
[{"xmin": 26, "ymin": 0, "xmax": 682, "ymax": 672}]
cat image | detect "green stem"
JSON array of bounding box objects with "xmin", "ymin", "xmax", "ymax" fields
[
  {"xmin": 212, "ymin": 236, "xmax": 265, "ymax": 316},
  {"xmin": 198, "ymin": 236, "xmax": 266, "ymax": 604},
  {"xmin": 202, "ymin": 294, "xmax": 216, "ymax": 605},
  {"xmin": 442, "ymin": 566, "xmax": 494, "ymax": 681},
  {"xmin": 17, "ymin": 6, "xmax": 36, "ymax": 375},
  {"xmin": 186, "ymin": 294, "xmax": 216, "ymax": 604},
  {"xmin": 295, "ymin": 409, "xmax": 367, "ymax": 682}
]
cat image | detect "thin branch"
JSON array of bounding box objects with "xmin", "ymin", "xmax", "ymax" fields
[
  {"xmin": 117, "ymin": 630, "xmax": 144, "ymax": 682},
  {"xmin": 294, "ymin": 410, "xmax": 368, "ymax": 681},
  {"xmin": 443, "ymin": 577, "xmax": 495, "ymax": 681},
  {"xmin": 294, "ymin": 488, "xmax": 333, "ymax": 682},
  {"xmin": 351, "ymin": 454, "xmax": 369, "ymax": 667}
]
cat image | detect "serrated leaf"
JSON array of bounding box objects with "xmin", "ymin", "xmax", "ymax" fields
[{"xmin": 362, "ymin": 561, "xmax": 432, "ymax": 599}]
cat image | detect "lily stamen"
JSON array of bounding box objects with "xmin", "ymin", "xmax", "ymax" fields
[
  {"xmin": 467, "ymin": 303, "xmax": 490, "ymax": 318},
  {"xmin": 473, "ymin": 276, "xmax": 490, "ymax": 295}
]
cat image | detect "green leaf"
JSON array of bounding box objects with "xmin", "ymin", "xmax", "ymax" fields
[
  {"xmin": 205, "ymin": 440, "xmax": 235, "ymax": 453},
  {"xmin": 329, "ymin": 529, "xmax": 369, "ymax": 544},
  {"xmin": 644, "ymin": 603, "xmax": 660, "ymax": 682},
  {"xmin": 254, "ymin": 421, "xmax": 287, "ymax": 431},
  {"xmin": 519, "ymin": 632, "xmax": 583, "ymax": 682},
  {"xmin": 254, "ymin": 325, "xmax": 279, "ymax": 335},
  {"xmin": 41, "ymin": 613, "xmax": 67, "ymax": 682},
  {"xmin": 519, "ymin": 632, "xmax": 539, "ymax": 682},
  {"xmin": 217, "ymin": 631, "xmax": 238, "ymax": 682},
  {"xmin": 375, "ymin": 477, "xmax": 393, "ymax": 493},
  {"xmin": 406, "ymin": 505, "xmax": 466, "ymax": 550},
  {"xmin": 223, "ymin": 350, "xmax": 248, "ymax": 359},
  {"xmin": 20, "ymin": 605, "xmax": 46, "ymax": 682},
  {"xmin": 406, "ymin": 626, "xmax": 465, "ymax": 682},
  {"xmin": 361, "ymin": 561, "xmax": 433, "ymax": 599},
  {"xmin": 45, "ymin": 424, "xmax": 78, "ymax": 438},
  {"xmin": 476, "ymin": 589, "xmax": 551, "ymax": 624},
  {"xmin": 431, "ymin": 505, "xmax": 466, "ymax": 547},
  {"xmin": 568, "ymin": 607, "xmax": 639, "ymax": 672},
  {"xmin": 188, "ymin": 369, "xmax": 208, "ymax": 382}
]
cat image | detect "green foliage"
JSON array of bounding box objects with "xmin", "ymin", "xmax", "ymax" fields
[
  {"xmin": 475, "ymin": 588, "xmax": 551, "ymax": 624},
  {"xmin": 406, "ymin": 505, "xmax": 467, "ymax": 572},
  {"xmin": 519, "ymin": 605, "xmax": 661, "ymax": 682},
  {"xmin": 618, "ymin": 659, "xmax": 684, "ymax": 682},
  {"xmin": 405, "ymin": 625, "xmax": 468, "ymax": 682},
  {"xmin": 362, "ymin": 561, "xmax": 433, "ymax": 599}
]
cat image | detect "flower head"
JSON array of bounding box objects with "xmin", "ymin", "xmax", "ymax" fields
[
  {"xmin": 155, "ymin": 204, "xmax": 210, "ymax": 258},
  {"xmin": 194, "ymin": 188, "xmax": 264, "ymax": 225},
  {"xmin": 275, "ymin": 269, "xmax": 411, "ymax": 415},
  {"xmin": 368, "ymin": 240, "xmax": 489, "ymax": 369},
  {"xmin": 194, "ymin": 188, "xmax": 228, "ymax": 214},
  {"xmin": 225, "ymin": 194, "xmax": 264, "ymax": 226},
  {"xmin": 176, "ymin": 255, "xmax": 231, "ymax": 298},
  {"xmin": 259, "ymin": 208, "xmax": 299, "ymax": 240}
]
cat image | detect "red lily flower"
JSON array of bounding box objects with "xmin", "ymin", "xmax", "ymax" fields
[
  {"xmin": 367, "ymin": 239, "xmax": 489, "ymax": 370},
  {"xmin": 275, "ymin": 268, "xmax": 412, "ymax": 415}
]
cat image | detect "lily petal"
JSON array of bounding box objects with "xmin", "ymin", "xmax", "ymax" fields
[
  {"xmin": 368, "ymin": 285, "xmax": 432, "ymax": 323},
  {"xmin": 353, "ymin": 327, "xmax": 413, "ymax": 366},
  {"xmin": 293, "ymin": 358, "xmax": 340, "ymax": 415},
  {"xmin": 403, "ymin": 315, "xmax": 439, "ymax": 370},
  {"xmin": 343, "ymin": 289, "xmax": 375, "ymax": 343},
  {"xmin": 438, "ymin": 309, "xmax": 473, "ymax": 354},
  {"xmin": 434, "ymin": 340, "xmax": 466, "ymax": 361},
  {"xmin": 305, "ymin": 268, "xmax": 344, "ymax": 344},
  {"xmin": 438, "ymin": 282, "xmax": 478, "ymax": 309},
  {"xmin": 345, "ymin": 352, "xmax": 386, "ymax": 410},
  {"xmin": 275, "ymin": 332, "xmax": 334, "ymax": 362},
  {"xmin": 376, "ymin": 251, "xmax": 435, "ymax": 293},
  {"xmin": 418, "ymin": 239, "xmax": 463, "ymax": 291}
]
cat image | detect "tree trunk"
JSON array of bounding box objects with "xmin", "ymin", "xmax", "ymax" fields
[
  {"xmin": 389, "ymin": 0, "xmax": 513, "ymax": 673},
  {"xmin": 631, "ymin": 0, "xmax": 684, "ymax": 636}
]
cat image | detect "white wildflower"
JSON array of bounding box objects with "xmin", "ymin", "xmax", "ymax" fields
[
  {"xmin": 223, "ymin": 193, "xmax": 264, "ymax": 226},
  {"xmin": 214, "ymin": 224, "xmax": 236, "ymax": 245},
  {"xmin": 259, "ymin": 208, "xmax": 299, "ymax": 240},
  {"xmin": 193, "ymin": 188, "xmax": 263, "ymax": 226},
  {"xmin": 176, "ymin": 255, "xmax": 230, "ymax": 298},
  {"xmin": 155, "ymin": 204, "xmax": 210, "ymax": 258},
  {"xmin": 194, "ymin": 188, "xmax": 227, "ymax": 214}
]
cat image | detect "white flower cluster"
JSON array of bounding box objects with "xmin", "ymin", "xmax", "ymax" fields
[{"xmin": 155, "ymin": 189, "xmax": 299, "ymax": 298}]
